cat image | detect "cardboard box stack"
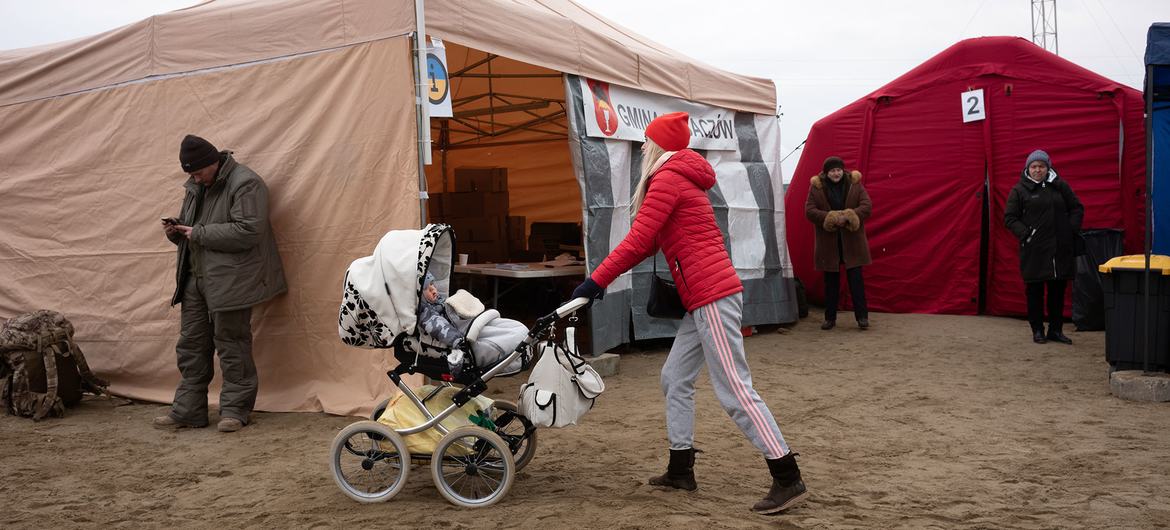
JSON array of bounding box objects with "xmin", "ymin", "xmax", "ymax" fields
[
  {"xmin": 443, "ymin": 167, "xmax": 513, "ymax": 263},
  {"xmin": 427, "ymin": 192, "xmax": 445, "ymax": 220},
  {"xmin": 528, "ymin": 222, "xmax": 583, "ymax": 259},
  {"xmin": 506, "ymin": 215, "xmax": 527, "ymax": 256}
]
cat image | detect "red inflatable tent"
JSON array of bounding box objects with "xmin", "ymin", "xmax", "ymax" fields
[{"xmin": 785, "ymin": 36, "xmax": 1146, "ymax": 316}]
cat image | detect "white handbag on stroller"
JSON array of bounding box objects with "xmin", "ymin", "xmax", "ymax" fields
[{"xmin": 518, "ymin": 333, "xmax": 605, "ymax": 428}]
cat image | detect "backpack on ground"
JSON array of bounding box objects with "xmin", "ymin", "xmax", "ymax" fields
[{"xmin": 0, "ymin": 310, "xmax": 109, "ymax": 420}]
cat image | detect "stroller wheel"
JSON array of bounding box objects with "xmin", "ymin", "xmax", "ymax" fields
[
  {"xmin": 491, "ymin": 400, "xmax": 537, "ymax": 471},
  {"xmin": 370, "ymin": 397, "xmax": 392, "ymax": 421},
  {"xmin": 329, "ymin": 421, "xmax": 410, "ymax": 503},
  {"xmin": 431, "ymin": 426, "xmax": 515, "ymax": 508}
]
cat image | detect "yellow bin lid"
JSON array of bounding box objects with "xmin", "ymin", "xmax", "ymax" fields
[{"xmin": 1099, "ymin": 255, "xmax": 1170, "ymax": 274}]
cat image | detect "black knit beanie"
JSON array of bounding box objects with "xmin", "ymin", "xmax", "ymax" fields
[
  {"xmin": 822, "ymin": 156, "xmax": 845, "ymax": 174},
  {"xmin": 180, "ymin": 134, "xmax": 220, "ymax": 172}
]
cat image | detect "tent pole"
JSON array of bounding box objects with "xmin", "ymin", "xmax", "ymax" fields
[
  {"xmin": 441, "ymin": 120, "xmax": 449, "ymax": 193},
  {"xmin": 1144, "ymin": 63, "xmax": 1154, "ymax": 374},
  {"xmin": 413, "ymin": 0, "xmax": 432, "ymax": 228}
]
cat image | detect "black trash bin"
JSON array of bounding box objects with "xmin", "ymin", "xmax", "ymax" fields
[
  {"xmin": 1072, "ymin": 228, "xmax": 1124, "ymax": 331},
  {"xmin": 1100, "ymin": 255, "xmax": 1170, "ymax": 372}
]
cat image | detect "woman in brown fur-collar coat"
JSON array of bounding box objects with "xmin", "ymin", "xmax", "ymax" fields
[{"xmin": 804, "ymin": 156, "xmax": 872, "ymax": 330}]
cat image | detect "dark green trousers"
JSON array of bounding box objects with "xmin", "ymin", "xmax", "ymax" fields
[{"xmin": 169, "ymin": 276, "xmax": 255, "ymax": 426}]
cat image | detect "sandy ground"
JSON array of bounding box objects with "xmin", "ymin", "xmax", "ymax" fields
[{"xmin": 3, "ymin": 311, "xmax": 1169, "ymax": 529}]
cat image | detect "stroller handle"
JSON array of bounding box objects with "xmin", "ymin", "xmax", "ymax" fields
[
  {"xmin": 556, "ymin": 297, "xmax": 592, "ymax": 317},
  {"xmin": 531, "ymin": 297, "xmax": 591, "ymax": 336}
]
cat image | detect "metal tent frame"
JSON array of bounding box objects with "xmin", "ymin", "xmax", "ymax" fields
[{"xmin": 431, "ymin": 51, "xmax": 569, "ymax": 193}]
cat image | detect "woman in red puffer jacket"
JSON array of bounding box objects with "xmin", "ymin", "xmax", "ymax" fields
[{"xmin": 572, "ymin": 112, "xmax": 808, "ymax": 515}]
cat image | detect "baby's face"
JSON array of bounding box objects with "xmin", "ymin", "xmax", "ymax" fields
[{"xmin": 424, "ymin": 284, "xmax": 439, "ymax": 302}]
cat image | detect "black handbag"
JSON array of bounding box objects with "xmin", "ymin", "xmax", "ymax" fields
[{"xmin": 647, "ymin": 257, "xmax": 686, "ymax": 319}]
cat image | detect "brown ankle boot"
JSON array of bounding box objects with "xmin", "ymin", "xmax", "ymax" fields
[
  {"xmin": 752, "ymin": 452, "xmax": 808, "ymax": 514},
  {"xmin": 648, "ymin": 448, "xmax": 697, "ymax": 491}
]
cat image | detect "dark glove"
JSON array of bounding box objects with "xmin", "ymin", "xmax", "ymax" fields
[{"xmin": 571, "ymin": 278, "xmax": 605, "ymax": 300}]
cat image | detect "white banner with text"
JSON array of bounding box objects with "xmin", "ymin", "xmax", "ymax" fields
[{"xmin": 578, "ymin": 77, "xmax": 739, "ymax": 151}]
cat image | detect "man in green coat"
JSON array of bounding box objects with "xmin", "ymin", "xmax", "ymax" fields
[{"xmin": 154, "ymin": 135, "xmax": 287, "ymax": 432}]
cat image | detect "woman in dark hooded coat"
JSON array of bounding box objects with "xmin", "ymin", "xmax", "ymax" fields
[{"xmin": 1004, "ymin": 149, "xmax": 1084, "ymax": 344}]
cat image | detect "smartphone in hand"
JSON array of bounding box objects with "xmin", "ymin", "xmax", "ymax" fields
[{"xmin": 161, "ymin": 217, "xmax": 180, "ymax": 225}]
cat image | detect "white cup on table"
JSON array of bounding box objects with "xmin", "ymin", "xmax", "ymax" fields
[{"xmin": 458, "ymin": 253, "xmax": 469, "ymax": 266}]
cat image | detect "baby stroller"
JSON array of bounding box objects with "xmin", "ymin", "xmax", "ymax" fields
[{"xmin": 329, "ymin": 223, "xmax": 589, "ymax": 508}]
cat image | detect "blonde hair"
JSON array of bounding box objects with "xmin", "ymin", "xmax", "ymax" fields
[{"xmin": 631, "ymin": 138, "xmax": 668, "ymax": 217}]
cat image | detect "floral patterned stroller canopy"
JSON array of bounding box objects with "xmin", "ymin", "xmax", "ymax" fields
[{"xmin": 339, "ymin": 224, "xmax": 453, "ymax": 348}]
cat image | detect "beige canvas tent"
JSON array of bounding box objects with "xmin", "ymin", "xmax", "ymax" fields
[{"xmin": 0, "ymin": 0, "xmax": 785, "ymax": 415}]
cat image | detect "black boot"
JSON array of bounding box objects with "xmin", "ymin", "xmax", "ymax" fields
[
  {"xmin": 752, "ymin": 452, "xmax": 808, "ymax": 514},
  {"xmin": 1046, "ymin": 325, "xmax": 1073, "ymax": 344},
  {"xmin": 648, "ymin": 448, "xmax": 697, "ymax": 491},
  {"xmin": 1032, "ymin": 329, "xmax": 1047, "ymax": 344}
]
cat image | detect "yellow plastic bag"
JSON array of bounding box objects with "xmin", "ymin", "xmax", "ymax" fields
[{"xmin": 376, "ymin": 385, "xmax": 495, "ymax": 455}]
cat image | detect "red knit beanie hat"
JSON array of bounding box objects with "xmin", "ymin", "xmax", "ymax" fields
[{"xmin": 645, "ymin": 112, "xmax": 690, "ymax": 151}]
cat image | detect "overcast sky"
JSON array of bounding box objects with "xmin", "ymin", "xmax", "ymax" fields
[{"xmin": 0, "ymin": 0, "xmax": 1162, "ymax": 180}]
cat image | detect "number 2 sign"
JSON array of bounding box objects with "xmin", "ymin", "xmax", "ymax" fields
[{"xmin": 962, "ymin": 89, "xmax": 986, "ymax": 123}]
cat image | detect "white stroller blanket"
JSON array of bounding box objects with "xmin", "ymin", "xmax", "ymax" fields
[
  {"xmin": 467, "ymin": 317, "xmax": 529, "ymax": 375},
  {"xmin": 447, "ymin": 312, "xmax": 528, "ymax": 376},
  {"xmin": 441, "ymin": 289, "xmax": 529, "ymax": 375}
]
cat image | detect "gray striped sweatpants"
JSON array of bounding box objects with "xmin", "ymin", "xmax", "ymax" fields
[{"xmin": 661, "ymin": 292, "xmax": 789, "ymax": 459}]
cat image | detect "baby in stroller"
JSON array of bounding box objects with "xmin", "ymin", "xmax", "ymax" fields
[
  {"xmin": 418, "ymin": 272, "xmax": 471, "ymax": 376},
  {"xmin": 338, "ymin": 224, "xmax": 531, "ymax": 380},
  {"xmin": 419, "ymin": 271, "xmax": 531, "ymax": 379}
]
